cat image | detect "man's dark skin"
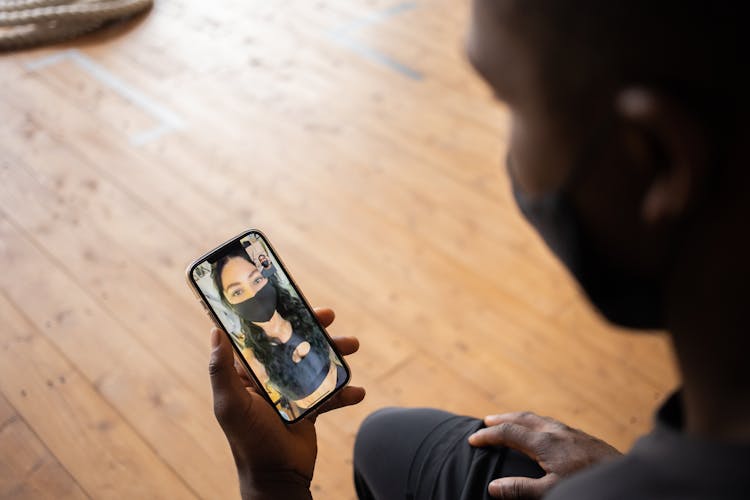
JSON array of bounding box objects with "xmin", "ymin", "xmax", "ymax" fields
[{"xmin": 208, "ymin": 0, "xmax": 749, "ymax": 498}]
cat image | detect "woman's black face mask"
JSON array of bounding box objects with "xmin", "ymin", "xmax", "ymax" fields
[
  {"xmin": 507, "ymin": 155, "xmax": 665, "ymax": 330},
  {"xmin": 233, "ymin": 280, "xmax": 278, "ymax": 323}
]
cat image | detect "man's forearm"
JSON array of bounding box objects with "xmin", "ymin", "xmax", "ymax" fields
[
  {"xmin": 241, "ymin": 483, "xmax": 312, "ymax": 500},
  {"xmin": 239, "ymin": 473, "xmax": 313, "ymax": 500}
]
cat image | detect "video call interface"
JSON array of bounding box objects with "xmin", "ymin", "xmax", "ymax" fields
[{"xmin": 192, "ymin": 232, "xmax": 346, "ymax": 421}]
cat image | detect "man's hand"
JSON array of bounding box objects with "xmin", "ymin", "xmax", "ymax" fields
[
  {"xmin": 209, "ymin": 307, "xmax": 365, "ymax": 500},
  {"xmin": 468, "ymin": 411, "xmax": 621, "ymax": 499}
]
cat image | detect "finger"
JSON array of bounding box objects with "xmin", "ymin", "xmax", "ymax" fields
[
  {"xmin": 468, "ymin": 422, "xmax": 543, "ymax": 459},
  {"xmin": 209, "ymin": 328, "xmax": 253, "ymax": 427},
  {"xmin": 314, "ymin": 386, "xmax": 366, "ymax": 416},
  {"xmin": 488, "ymin": 475, "xmax": 557, "ymax": 500},
  {"xmin": 314, "ymin": 307, "xmax": 335, "ymax": 327},
  {"xmin": 484, "ymin": 411, "xmax": 548, "ymax": 430},
  {"xmin": 332, "ymin": 336, "xmax": 360, "ymax": 356}
]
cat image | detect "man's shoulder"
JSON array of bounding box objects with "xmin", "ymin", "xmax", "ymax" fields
[
  {"xmin": 544, "ymin": 453, "xmax": 653, "ymax": 500},
  {"xmin": 546, "ymin": 393, "xmax": 750, "ymax": 499},
  {"xmin": 544, "ymin": 450, "xmax": 745, "ymax": 500}
]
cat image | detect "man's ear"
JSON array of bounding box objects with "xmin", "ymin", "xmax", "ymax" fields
[{"xmin": 615, "ymin": 88, "xmax": 709, "ymax": 225}]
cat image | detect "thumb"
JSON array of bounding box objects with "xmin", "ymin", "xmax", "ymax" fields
[
  {"xmin": 208, "ymin": 328, "xmax": 252, "ymax": 429},
  {"xmin": 488, "ymin": 475, "xmax": 556, "ymax": 500}
]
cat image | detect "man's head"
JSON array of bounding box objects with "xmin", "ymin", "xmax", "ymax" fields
[{"xmin": 467, "ymin": 0, "xmax": 748, "ymax": 330}]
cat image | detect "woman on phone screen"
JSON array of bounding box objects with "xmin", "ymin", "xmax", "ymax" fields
[{"xmin": 214, "ymin": 251, "xmax": 343, "ymax": 412}]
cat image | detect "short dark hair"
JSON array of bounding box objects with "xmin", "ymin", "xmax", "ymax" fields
[{"xmin": 507, "ymin": 1, "xmax": 747, "ymax": 131}]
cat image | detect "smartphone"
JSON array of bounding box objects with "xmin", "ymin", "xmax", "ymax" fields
[{"xmin": 186, "ymin": 229, "xmax": 350, "ymax": 423}]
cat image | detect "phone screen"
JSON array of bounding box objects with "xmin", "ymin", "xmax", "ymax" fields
[{"xmin": 188, "ymin": 230, "xmax": 349, "ymax": 422}]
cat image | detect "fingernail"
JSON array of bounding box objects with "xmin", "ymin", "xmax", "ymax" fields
[
  {"xmin": 484, "ymin": 414, "xmax": 501, "ymax": 425},
  {"xmin": 210, "ymin": 328, "xmax": 221, "ymax": 347}
]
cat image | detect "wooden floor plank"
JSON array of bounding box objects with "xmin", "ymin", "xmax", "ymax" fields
[
  {"xmin": 0, "ymin": 293, "xmax": 196, "ymax": 499},
  {"xmin": 0, "ymin": 392, "xmax": 89, "ymax": 500},
  {"xmin": 0, "ymin": 392, "xmax": 13, "ymax": 427},
  {"xmin": 0, "ymin": 216, "xmax": 236, "ymax": 499},
  {"xmin": 0, "ymin": 420, "xmax": 89, "ymax": 500}
]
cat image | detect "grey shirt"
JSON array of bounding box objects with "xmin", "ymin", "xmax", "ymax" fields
[{"xmin": 546, "ymin": 392, "xmax": 750, "ymax": 499}]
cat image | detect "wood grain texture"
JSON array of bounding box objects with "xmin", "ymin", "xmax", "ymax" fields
[
  {"xmin": 0, "ymin": 290, "xmax": 196, "ymax": 499},
  {"xmin": 0, "ymin": 0, "xmax": 679, "ymax": 498},
  {"xmin": 0, "ymin": 393, "xmax": 88, "ymax": 500}
]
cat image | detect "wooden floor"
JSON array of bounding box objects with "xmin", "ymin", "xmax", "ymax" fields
[{"xmin": 0, "ymin": 1, "xmax": 679, "ymax": 498}]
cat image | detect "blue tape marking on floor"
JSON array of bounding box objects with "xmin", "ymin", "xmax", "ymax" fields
[
  {"xmin": 331, "ymin": 33, "xmax": 423, "ymax": 80},
  {"xmin": 130, "ymin": 123, "xmax": 174, "ymax": 147},
  {"xmin": 24, "ymin": 49, "xmax": 185, "ymax": 146},
  {"xmin": 330, "ymin": 1, "xmax": 423, "ymax": 81},
  {"xmin": 24, "ymin": 51, "xmax": 70, "ymax": 71},
  {"xmin": 334, "ymin": 1, "xmax": 418, "ymax": 35}
]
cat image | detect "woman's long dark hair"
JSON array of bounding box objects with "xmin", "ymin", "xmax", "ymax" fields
[{"xmin": 213, "ymin": 251, "xmax": 328, "ymax": 391}]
